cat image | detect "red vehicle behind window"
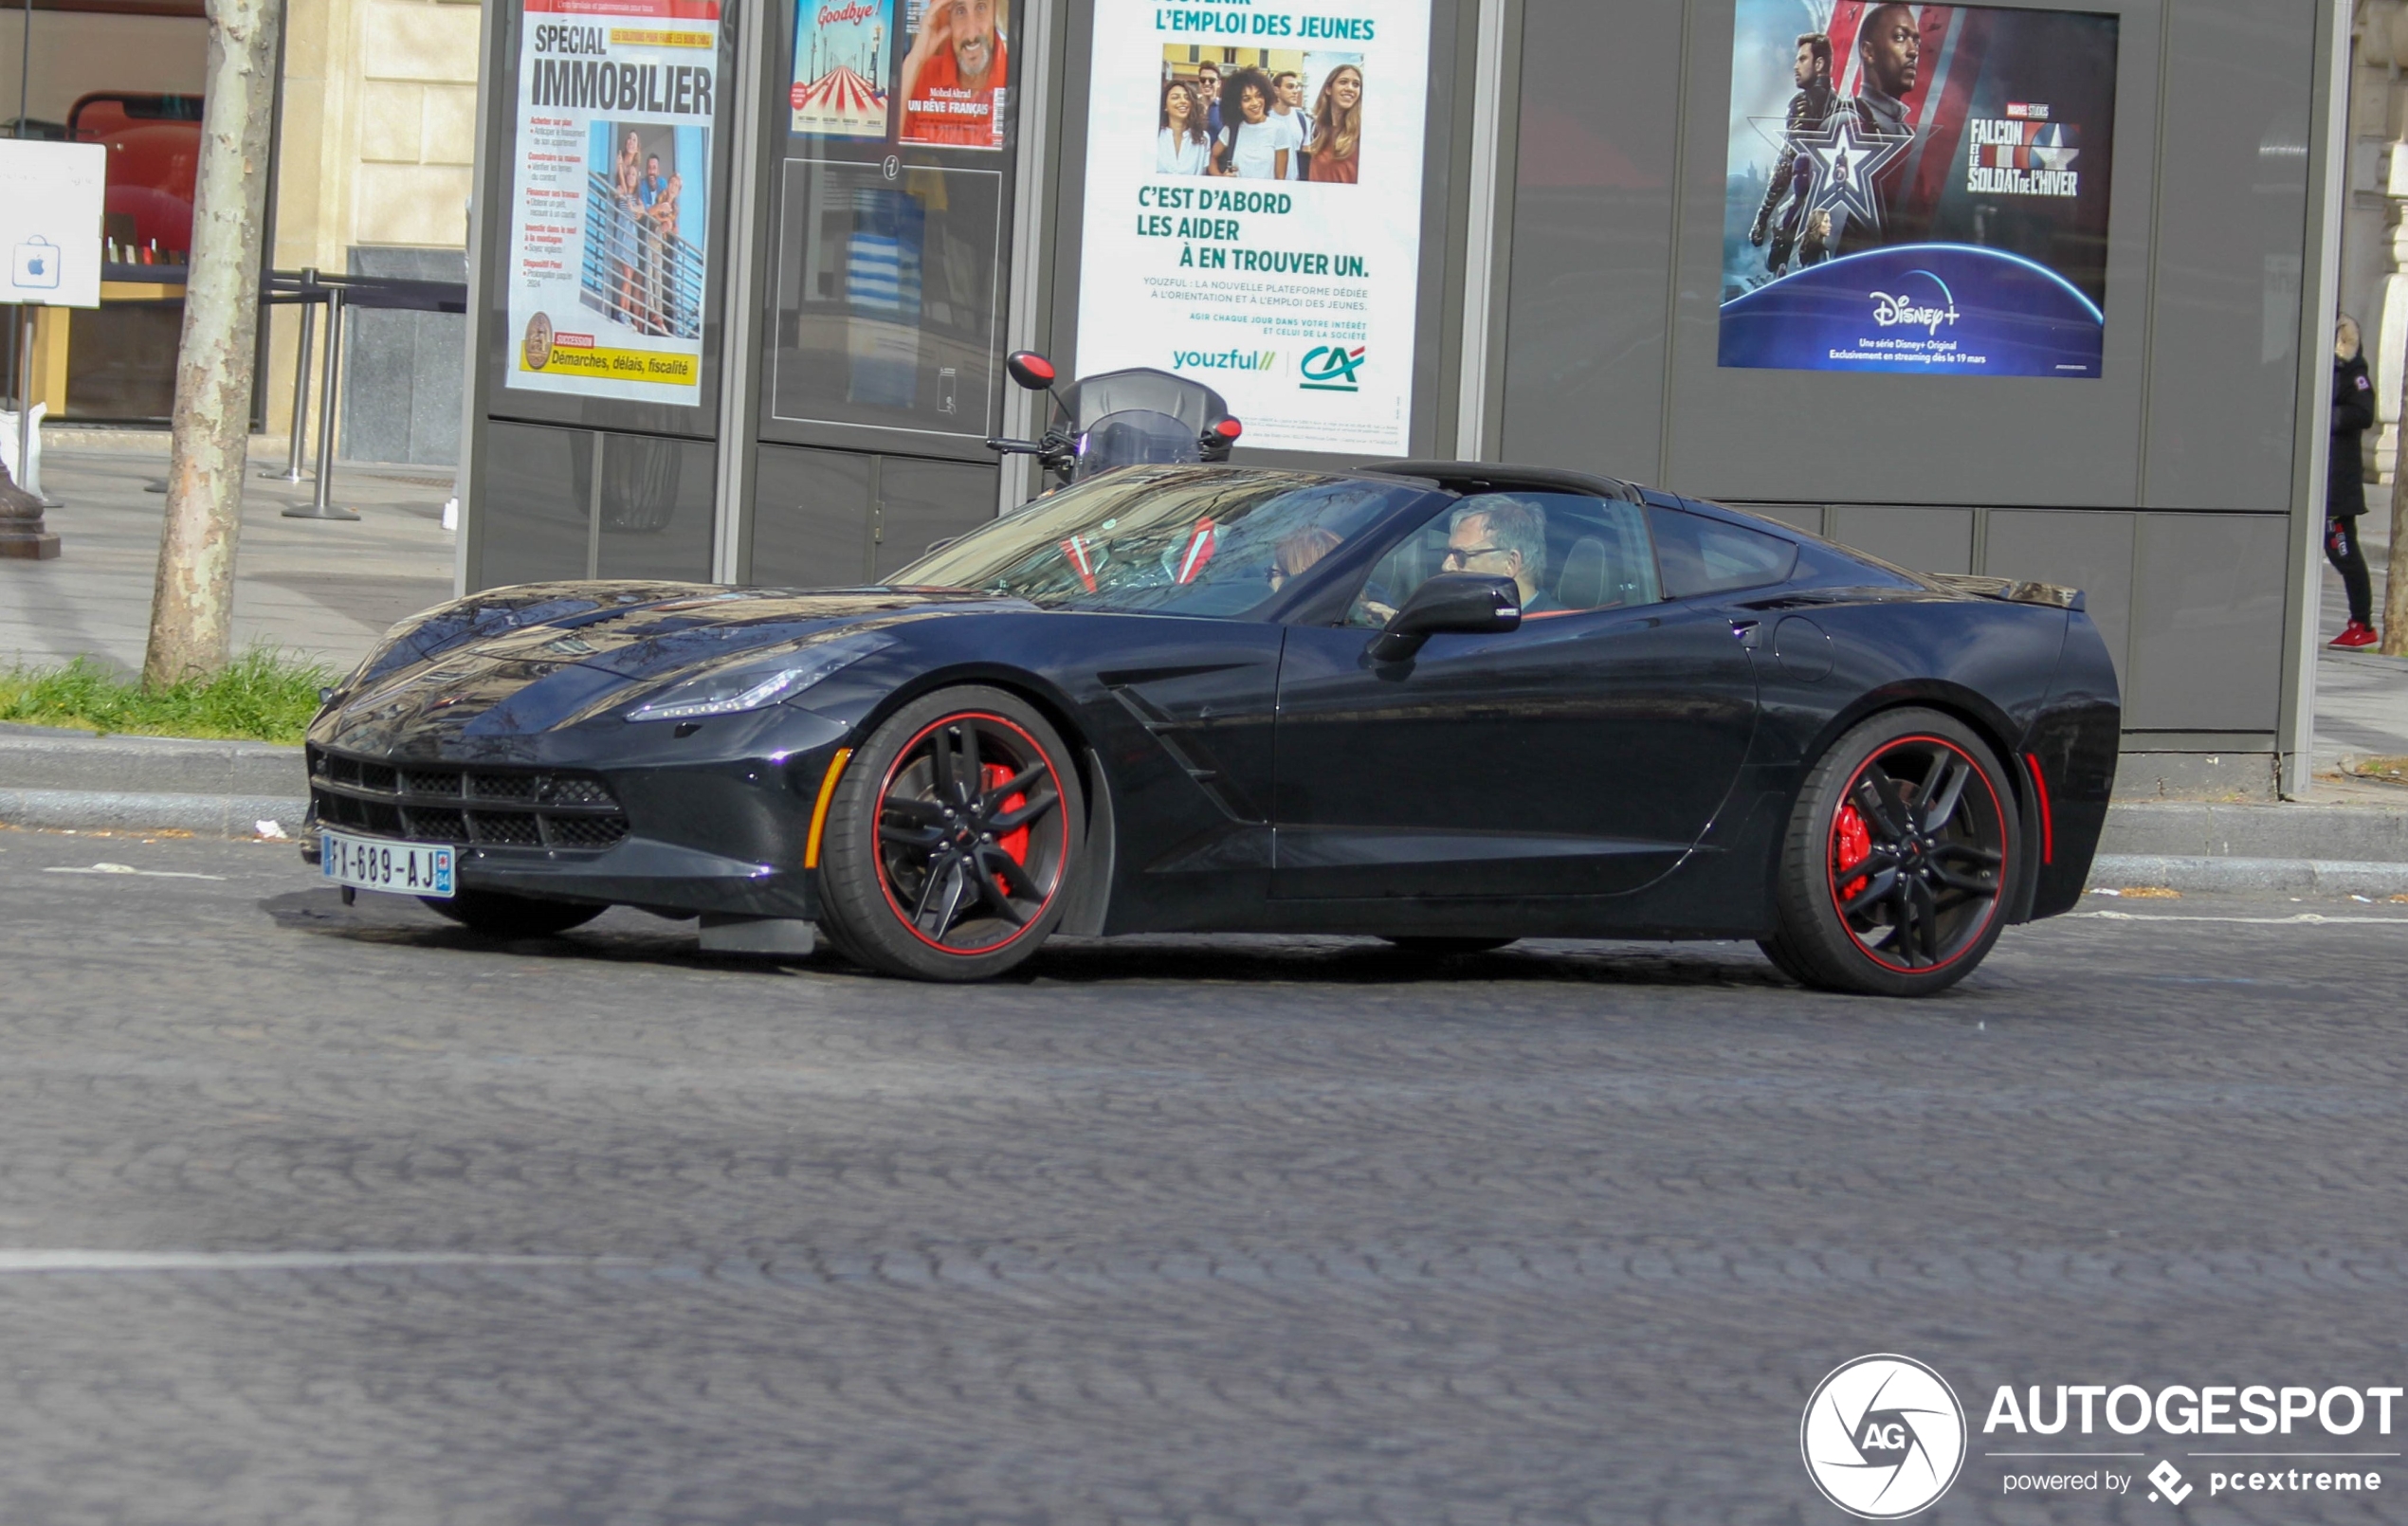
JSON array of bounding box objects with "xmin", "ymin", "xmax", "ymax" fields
[{"xmin": 68, "ymin": 92, "xmax": 202, "ymax": 264}]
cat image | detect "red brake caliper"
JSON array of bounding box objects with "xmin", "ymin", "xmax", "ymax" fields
[
  {"xmin": 982, "ymin": 762, "xmax": 1031, "ymax": 894},
  {"xmin": 1833, "ymin": 803, "xmax": 1872, "ymax": 901}
]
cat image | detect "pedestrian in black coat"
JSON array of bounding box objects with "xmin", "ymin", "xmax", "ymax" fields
[{"xmin": 2328, "ymin": 316, "xmax": 2380, "ymax": 646}]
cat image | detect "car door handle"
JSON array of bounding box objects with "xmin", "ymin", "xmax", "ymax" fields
[{"xmin": 1730, "ymin": 620, "xmax": 1762, "ymax": 648}]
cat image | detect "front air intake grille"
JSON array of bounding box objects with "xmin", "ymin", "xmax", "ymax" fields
[
  {"xmin": 469, "ymin": 812, "xmax": 544, "ymax": 847},
  {"xmin": 546, "ymin": 814, "xmax": 631, "ymax": 849},
  {"xmin": 306, "ymin": 747, "xmax": 629, "ymax": 851},
  {"xmin": 403, "ymin": 769, "xmax": 461, "ymax": 797},
  {"xmin": 467, "ymin": 772, "xmax": 538, "ymax": 803}
]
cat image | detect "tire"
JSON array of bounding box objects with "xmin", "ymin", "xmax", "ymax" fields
[
  {"xmin": 1379, "ymin": 936, "xmax": 1517, "ymax": 955},
  {"xmin": 1764, "ymin": 708, "xmax": 2019, "ymax": 997},
  {"xmin": 815, "ymin": 686, "xmax": 1085, "ymax": 982},
  {"xmin": 423, "ymin": 889, "xmax": 606, "ymax": 938},
  {"xmin": 1756, "ymin": 935, "xmax": 1814, "ymax": 986}
]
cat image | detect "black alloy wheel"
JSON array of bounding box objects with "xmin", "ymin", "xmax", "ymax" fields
[
  {"xmin": 815, "ymin": 686, "xmax": 1085, "ymax": 981},
  {"xmin": 423, "ymin": 888, "xmax": 607, "ymax": 938},
  {"xmin": 1763, "ymin": 707, "xmax": 2018, "ymax": 997}
]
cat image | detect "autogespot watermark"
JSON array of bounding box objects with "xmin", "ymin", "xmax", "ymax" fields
[
  {"xmin": 1802, "ymin": 1356, "xmax": 2403, "ymax": 1517},
  {"xmin": 1801, "ymin": 1355, "xmax": 1968, "ymax": 1518}
]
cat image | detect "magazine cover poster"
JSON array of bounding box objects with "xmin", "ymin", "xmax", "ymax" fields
[
  {"xmin": 793, "ymin": 0, "xmax": 895, "ymax": 138},
  {"xmin": 896, "ymin": 0, "xmax": 1010, "ymax": 150},
  {"xmin": 1718, "ymin": 1, "xmax": 2119, "ymax": 378},
  {"xmin": 506, "ymin": 0, "xmax": 719, "ymax": 404}
]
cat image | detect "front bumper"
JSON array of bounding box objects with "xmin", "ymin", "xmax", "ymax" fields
[
  {"xmin": 301, "ymin": 830, "xmax": 822, "ymax": 918},
  {"xmin": 297, "ymin": 703, "xmax": 851, "ymax": 917}
]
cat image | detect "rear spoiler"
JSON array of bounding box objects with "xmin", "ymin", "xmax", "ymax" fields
[{"xmin": 1927, "ymin": 573, "xmax": 2085, "ymax": 612}]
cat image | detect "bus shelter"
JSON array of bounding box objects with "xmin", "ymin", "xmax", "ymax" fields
[{"xmin": 459, "ymin": 0, "xmax": 2350, "ymax": 799}]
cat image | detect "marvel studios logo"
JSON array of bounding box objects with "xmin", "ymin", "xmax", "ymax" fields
[{"xmin": 2006, "ymin": 101, "xmax": 2052, "ymax": 119}]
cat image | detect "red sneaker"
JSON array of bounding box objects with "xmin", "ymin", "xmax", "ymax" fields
[{"xmin": 2330, "ymin": 621, "xmax": 2381, "ymax": 649}]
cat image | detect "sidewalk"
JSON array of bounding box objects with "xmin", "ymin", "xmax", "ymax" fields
[
  {"xmin": 2315, "ymin": 508, "xmax": 2408, "ymax": 798},
  {"xmin": 0, "ymin": 428, "xmax": 458, "ymax": 677}
]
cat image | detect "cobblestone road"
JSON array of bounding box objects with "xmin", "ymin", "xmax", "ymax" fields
[{"xmin": 3, "ymin": 827, "xmax": 2406, "ymax": 1524}]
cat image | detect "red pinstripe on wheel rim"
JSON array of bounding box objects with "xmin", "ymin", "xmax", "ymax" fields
[
  {"xmin": 871, "ymin": 712, "xmax": 1067, "ymax": 956},
  {"xmin": 1825, "ymin": 735, "xmax": 2008, "ymax": 974}
]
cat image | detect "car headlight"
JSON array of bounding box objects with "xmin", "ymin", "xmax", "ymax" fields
[{"xmin": 625, "ymin": 633, "xmax": 896, "ymax": 723}]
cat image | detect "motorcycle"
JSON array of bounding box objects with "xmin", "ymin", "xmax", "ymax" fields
[{"xmin": 984, "ymin": 352, "xmax": 1245, "ymax": 490}]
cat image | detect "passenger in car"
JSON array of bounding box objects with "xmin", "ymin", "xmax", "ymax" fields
[
  {"xmin": 1442, "ymin": 497, "xmax": 1555, "ymax": 613},
  {"xmin": 1268, "ymin": 525, "xmax": 1342, "ymax": 592}
]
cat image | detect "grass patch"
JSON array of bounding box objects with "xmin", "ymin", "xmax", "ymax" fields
[
  {"xmin": 0, "ymin": 650, "xmax": 335, "ymax": 744},
  {"xmin": 2348, "ymin": 755, "xmax": 2408, "ymax": 787}
]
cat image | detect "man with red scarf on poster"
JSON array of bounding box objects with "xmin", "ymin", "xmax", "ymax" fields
[{"xmin": 901, "ymin": 0, "xmax": 1008, "ymax": 149}]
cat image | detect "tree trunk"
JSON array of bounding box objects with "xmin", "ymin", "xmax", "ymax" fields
[
  {"xmin": 2387, "ymin": 470, "xmax": 2408, "ymax": 657},
  {"xmin": 141, "ymin": 0, "xmax": 283, "ymax": 688}
]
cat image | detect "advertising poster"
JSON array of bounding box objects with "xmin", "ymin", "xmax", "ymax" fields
[
  {"xmin": 897, "ymin": 0, "xmax": 1011, "ymax": 150},
  {"xmin": 1719, "ymin": 1, "xmax": 2118, "ymax": 378},
  {"xmin": 0, "ymin": 141, "xmax": 105, "ymax": 310},
  {"xmin": 793, "ymin": 0, "xmax": 896, "ymax": 137},
  {"xmin": 1074, "ymin": 2, "xmax": 1429, "ymax": 454},
  {"xmin": 506, "ymin": 0, "xmax": 719, "ymax": 404}
]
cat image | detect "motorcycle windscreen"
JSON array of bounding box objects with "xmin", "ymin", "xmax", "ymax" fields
[
  {"xmin": 1067, "ymin": 370, "xmax": 1226, "ymax": 433},
  {"xmin": 1073, "ymin": 409, "xmax": 1203, "ymax": 481}
]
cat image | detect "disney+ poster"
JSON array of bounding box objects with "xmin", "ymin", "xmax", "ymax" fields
[{"xmin": 1719, "ymin": 2, "xmax": 2119, "ymax": 378}]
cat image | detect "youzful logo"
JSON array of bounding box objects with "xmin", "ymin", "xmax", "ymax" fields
[
  {"xmin": 1801, "ymin": 1354, "xmax": 1968, "ymax": 1519},
  {"xmin": 1170, "ymin": 348, "xmax": 1279, "ymax": 373},
  {"xmin": 1299, "ymin": 345, "xmax": 1366, "ymax": 391}
]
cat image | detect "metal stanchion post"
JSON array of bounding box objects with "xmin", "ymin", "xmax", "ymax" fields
[
  {"xmin": 15, "ymin": 303, "xmax": 58, "ymax": 508},
  {"xmin": 261, "ymin": 268, "xmax": 318, "ymax": 482},
  {"xmin": 283, "ymin": 287, "xmax": 357, "ymax": 521}
]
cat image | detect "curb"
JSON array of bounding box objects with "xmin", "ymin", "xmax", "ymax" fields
[
  {"xmin": 2098, "ymin": 801, "xmax": 2408, "ymax": 862},
  {"xmin": 0, "ymin": 727, "xmax": 309, "ymax": 839},
  {"xmin": 2089, "ymin": 854, "xmax": 2408, "ymax": 898},
  {"xmin": 0, "ymin": 789, "xmax": 308, "ymax": 839},
  {"xmin": 0, "ymin": 729, "xmax": 306, "ymax": 799}
]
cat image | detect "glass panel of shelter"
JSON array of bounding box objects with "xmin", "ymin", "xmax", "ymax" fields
[{"xmin": 748, "ymin": 0, "xmax": 1021, "ymax": 590}]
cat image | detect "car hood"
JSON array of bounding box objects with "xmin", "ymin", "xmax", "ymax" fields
[{"xmin": 319, "ymin": 584, "xmax": 1027, "ymax": 749}]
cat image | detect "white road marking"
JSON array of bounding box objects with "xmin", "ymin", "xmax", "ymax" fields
[
  {"xmin": 0, "ymin": 1251, "xmax": 630, "ymax": 1274},
  {"xmin": 41, "ymin": 863, "xmax": 226, "ymax": 881},
  {"xmin": 2071, "ymin": 911, "xmax": 2408, "ymax": 926}
]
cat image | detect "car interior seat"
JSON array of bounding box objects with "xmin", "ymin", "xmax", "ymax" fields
[{"xmin": 1555, "ymin": 536, "xmax": 1611, "ymax": 610}]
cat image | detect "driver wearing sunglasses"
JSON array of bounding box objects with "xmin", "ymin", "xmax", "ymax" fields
[{"xmin": 1441, "ymin": 496, "xmax": 1554, "ymax": 613}]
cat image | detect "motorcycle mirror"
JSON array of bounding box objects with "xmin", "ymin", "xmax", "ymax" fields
[
  {"xmin": 1006, "ymin": 352, "xmax": 1057, "ymax": 391},
  {"xmin": 1214, "ymin": 417, "xmax": 1244, "ymax": 441}
]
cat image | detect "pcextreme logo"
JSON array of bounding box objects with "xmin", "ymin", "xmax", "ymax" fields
[
  {"xmin": 1299, "ymin": 344, "xmax": 1366, "ymax": 391},
  {"xmin": 1801, "ymin": 1354, "xmax": 1968, "ymax": 1519}
]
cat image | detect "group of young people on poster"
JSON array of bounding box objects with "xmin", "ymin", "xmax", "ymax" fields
[{"xmin": 1152, "ymin": 56, "xmax": 1363, "ymax": 185}]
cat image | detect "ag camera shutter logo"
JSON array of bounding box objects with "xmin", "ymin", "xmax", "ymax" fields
[{"xmin": 1801, "ymin": 1354, "xmax": 1968, "ymax": 1518}]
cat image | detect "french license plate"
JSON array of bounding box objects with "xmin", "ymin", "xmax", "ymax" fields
[{"xmin": 321, "ymin": 830, "xmax": 455, "ymax": 899}]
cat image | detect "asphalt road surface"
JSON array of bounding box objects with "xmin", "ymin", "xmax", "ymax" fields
[{"xmin": 3, "ymin": 826, "xmax": 2406, "ymax": 1526}]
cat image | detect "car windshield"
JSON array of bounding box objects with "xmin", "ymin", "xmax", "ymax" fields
[{"xmin": 893, "ymin": 465, "xmax": 1429, "ymax": 617}]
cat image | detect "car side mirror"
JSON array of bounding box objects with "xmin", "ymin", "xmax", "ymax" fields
[{"xmin": 1368, "ymin": 572, "xmax": 1523, "ymax": 663}]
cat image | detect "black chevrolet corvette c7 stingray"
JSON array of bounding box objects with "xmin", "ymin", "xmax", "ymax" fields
[{"xmin": 300, "ymin": 461, "xmax": 2121, "ymax": 995}]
